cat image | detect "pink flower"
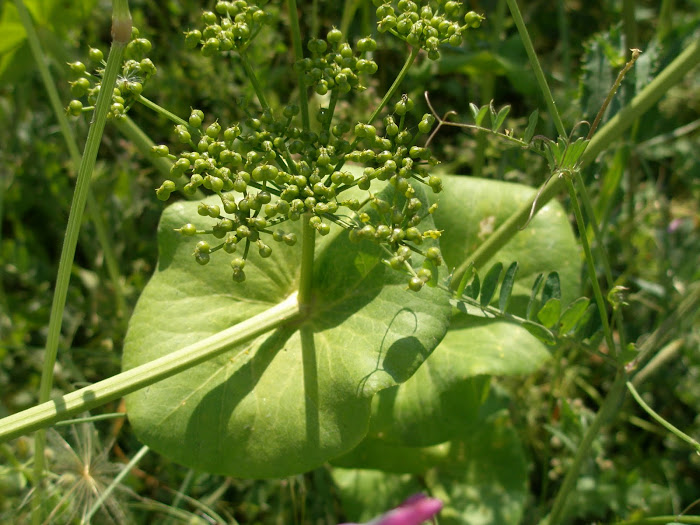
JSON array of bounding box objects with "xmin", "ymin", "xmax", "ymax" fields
[{"xmin": 340, "ymin": 494, "xmax": 443, "ymax": 525}]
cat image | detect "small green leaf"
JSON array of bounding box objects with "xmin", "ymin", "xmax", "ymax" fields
[
  {"xmin": 527, "ymin": 273, "xmax": 545, "ymax": 321},
  {"xmin": 542, "ymin": 271, "xmax": 561, "ymax": 304},
  {"xmin": 574, "ymin": 303, "xmax": 602, "ymax": 340},
  {"xmin": 473, "ymin": 104, "xmax": 489, "ymax": 127},
  {"xmin": 480, "ymin": 262, "xmax": 503, "ymax": 306},
  {"xmin": 537, "ymin": 297, "xmax": 561, "ymax": 328},
  {"xmin": 498, "ymin": 262, "xmax": 519, "ymax": 312},
  {"xmin": 522, "ymin": 320, "xmax": 556, "ymax": 345},
  {"xmin": 558, "ymin": 297, "xmax": 590, "ymax": 334},
  {"xmin": 491, "ymin": 104, "xmax": 511, "ymax": 132},
  {"xmin": 523, "ymin": 110, "xmax": 539, "ymax": 143},
  {"xmin": 465, "ymin": 271, "xmax": 480, "ymax": 299},
  {"xmin": 455, "ymin": 262, "xmax": 475, "ymax": 298},
  {"xmin": 469, "ymin": 102, "xmax": 480, "ymax": 121},
  {"xmin": 561, "ymin": 137, "xmax": 590, "ymax": 169}
]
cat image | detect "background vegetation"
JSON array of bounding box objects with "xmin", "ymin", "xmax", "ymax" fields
[{"xmin": 1, "ymin": 0, "xmax": 698, "ymax": 523}]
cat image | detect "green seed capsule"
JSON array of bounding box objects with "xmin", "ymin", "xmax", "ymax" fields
[
  {"xmin": 408, "ymin": 276, "xmax": 424, "ymax": 292},
  {"xmin": 88, "ymin": 47, "xmax": 103, "ymax": 62}
]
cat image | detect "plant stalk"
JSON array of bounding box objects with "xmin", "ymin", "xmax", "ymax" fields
[
  {"xmin": 286, "ymin": 0, "xmax": 310, "ymax": 130},
  {"xmin": 506, "ymin": 0, "xmax": 567, "ymax": 138},
  {"xmin": 450, "ymin": 36, "xmax": 700, "ymax": 286},
  {"xmin": 367, "ymin": 47, "xmax": 420, "ymax": 124},
  {"xmin": 0, "ymin": 294, "xmax": 299, "ymax": 444}
]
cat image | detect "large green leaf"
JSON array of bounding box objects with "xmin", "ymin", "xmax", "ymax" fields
[
  {"xmin": 122, "ymin": 190, "xmax": 451, "ymax": 479},
  {"xmin": 352, "ymin": 176, "xmax": 579, "ymax": 447},
  {"xmin": 433, "ymin": 175, "xmax": 580, "ymax": 309},
  {"xmin": 332, "ymin": 410, "xmax": 528, "ymax": 525},
  {"xmin": 364, "ymin": 318, "xmax": 549, "ymax": 447}
]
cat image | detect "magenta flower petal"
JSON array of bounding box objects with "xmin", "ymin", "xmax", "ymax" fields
[{"xmin": 339, "ymin": 494, "xmax": 442, "ymax": 525}]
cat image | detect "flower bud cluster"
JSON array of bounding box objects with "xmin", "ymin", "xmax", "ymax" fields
[
  {"xmin": 156, "ymin": 94, "xmax": 443, "ymax": 290},
  {"xmin": 184, "ymin": 1, "xmax": 269, "ymax": 55},
  {"xmin": 373, "ymin": 0, "xmax": 484, "ymax": 59},
  {"xmin": 66, "ymin": 28, "xmax": 156, "ymax": 120},
  {"xmin": 294, "ymin": 29, "xmax": 379, "ymax": 96}
]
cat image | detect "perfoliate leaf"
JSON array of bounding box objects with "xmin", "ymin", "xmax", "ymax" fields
[{"xmin": 122, "ymin": 183, "xmax": 451, "ymax": 478}]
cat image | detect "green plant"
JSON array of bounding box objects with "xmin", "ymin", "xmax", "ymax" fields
[{"xmin": 1, "ymin": 0, "xmax": 699, "ymax": 523}]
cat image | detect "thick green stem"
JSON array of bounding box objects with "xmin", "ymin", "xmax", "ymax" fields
[
  {"xmin": 297, "ymin": 215, "xmax": 316, "ymax": 313},
  {"xmin": 450, "ymin": 38, "xmax": 700, "ymax": 287},
  {"xmin": 0, "ymin": 294, "xmax": 299, "ymax": 443},
  {"xmin": 367, "ymin": 47, "xmax": 420, "ymax": 124},
  {"xmin": 286, "ymin": 0, "xmax": 310, "ymax": 130},
  {"xmin": 506, "ymin": 0, "xmax": 567, "ymax": 138}
]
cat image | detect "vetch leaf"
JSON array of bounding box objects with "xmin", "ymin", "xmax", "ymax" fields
[
  {"xmin": 491, "ymin": 104, "xmax": 511, "ymax": 132},
  {"xmin": 537, "ymin": 297, "xmax": 561, "ymax": 328},
  {"xmin": 498, "ymin": 261, "xmax": 519, "ymax": 312},
  {"xmin": 522, "ymin": 321, "xmax": 556, "ymax": 345},
  {"xmin": 465, "ymin": 271, "xmax": 480, "ymax": 300},
  {"xmin": 558, "ymin": 297, "xmax": 590, "ymax": 334},
  {"xmin": 527, "ymin": 273, "xmax": 545, "ymax": 320},
  {"xmin": 479, "ymin": 262, "xmax": 503, "ymax": 307},
  {"xmin": 523, "ymin": 109, "xmax": 539, "ymax": 143},
  {"xmin": 542, "ymin": 271, "xmax": 562, "ymax": 304},
  {"xmin": 122, "ymin": 187, "xmax": 451, "ymax": 478}
]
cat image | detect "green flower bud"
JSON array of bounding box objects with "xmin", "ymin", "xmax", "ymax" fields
[
  {"xmin": 88, "ymin": 47, "xmax": 103, "ymax": 62},
  {"xmin": 67, "ymin": 99, "xmax": 84, "ymax": 116}
]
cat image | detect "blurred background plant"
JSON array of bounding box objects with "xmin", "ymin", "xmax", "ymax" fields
[{"xmin": 1, "ymin": 0, "xmax": 698, "ymax": 523}]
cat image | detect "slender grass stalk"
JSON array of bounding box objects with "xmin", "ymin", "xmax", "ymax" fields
[
  {"xmin": 627, "ymin": 382, "xmax": 700, "ymax": 452},
  {"xmin": 20, "ymin": 1, "xmax": 131, "ymax": 522},
  {"xmin": 615, "ymin": 516, "xmax": 700, "ymax": 525},
  {"xmin": 0, "ymin": 293, "xmax": 300, "ymax": 443},
  {"xmin": 286, "ymin": 0, "xmax": 310, "ymax": 130},
  {"xmin": 505, "ymin": 0, "xmax": 567, "ymax": 138},
  {"xmin": 13, "ymin": 0, "xmax": 128, "ymax": 320},
  {"xmin": 54, "ymin": 413, "xmax": 126, "ymax": 427},
  {"xmin": 84, "ymin": 445, "xmax": 149, "ymax": 523},
  {"xmin": 563, "ymin": 177, "xmax": 616, "ymax": 356},
  {"xmin": 544, "ymin": 370, "xmax": 628, "ymax": 524}
]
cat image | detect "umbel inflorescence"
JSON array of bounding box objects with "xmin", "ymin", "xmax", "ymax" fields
[{"xmin": 69, "ymin": 1, "xmax": 483, "ymax": 291}]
